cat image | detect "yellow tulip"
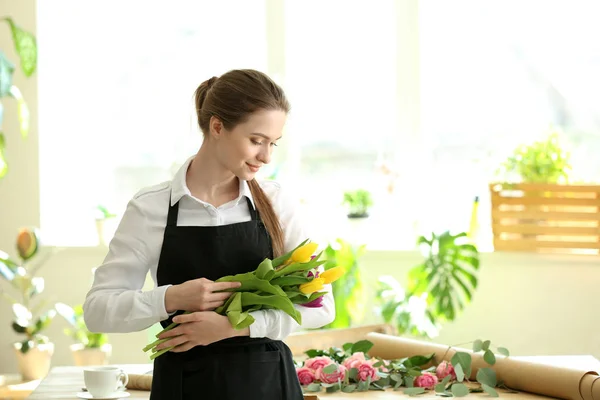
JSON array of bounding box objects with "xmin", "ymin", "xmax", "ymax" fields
[
  {"xmin": 320, "ymin": 266, "xmax": 345, "ymax": 284},
  {"xmin": 288, "ymin": 242, "xmax": 319, "ymax": 264},
  {"xmin": 299, "ymin": 277, "xmax": 325, "ymax": 294}
]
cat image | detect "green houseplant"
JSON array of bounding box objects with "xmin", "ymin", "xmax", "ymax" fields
[
  {"xmin": 55, "ymin": 303, "xmax": 112, "ymax": 366},
  {"xmin": 342, "ymin": 189, "xmax": 373, "ymax": 218},
  {"xmin": 377, "ymin": 231, "xmax": 480, "ymax": 338},
  {"xmin": 0, "ymin": 17, "xmax": 37, "ymax": 179},
  {"xmin": 0, "ymin": 227, "xmax": 57, "ymax": 380},
  {"xmin": 323, "ymin": 239, "xmax": 368, "ymax": 329},
  {"xmin": 496, "ymin": 132, "xmax": 571, "ymax": 184}
]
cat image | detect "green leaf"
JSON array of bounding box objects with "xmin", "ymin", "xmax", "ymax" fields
[
  {"xmin": 482, "ymin": 384, "xmax": 499, "ymax": 397},
  {"xmin": 404, "ymin": 387, "xmax": 426, "ymax": 396},
  {"xmin": 271, "ymin": 275, "xmax": 311, "ymax": 286},
  {"xmin": 0, "ymin": 51, "xmax": 15, "ymax": 97},
  {"xmin": 484, "ymin": 349, "xmax": 496, "ymax": 365},
  {"xmin": 404, "ymin": 387, "xmax": 425, "ymax": 396},
  {"xmin": 351, "ymin": 340, "xmax": 374, "ymax": 355},
  {"xmin": 473, "ymin": 339, "xmax": 483, "ymax": 352},
  {"xmin": 0, "ymin": 132, "xmax": 6, "ymax": 179},
  {"xmin": 497, "ymin": 347, "xmax": 510, "ymax": 357},
  {"xmin": 9, "ymin": 85, "xmax": 29, "ymax": 138},
  {"xmin": 451, "ymin": 352, "xmax": 472, "ymax": 377},
  {"xmin": 12, "ymin": 321, "xmax": 27, "ymax": 333},
  {"xmin": 454, "ymin": 362, "xmax": 465, "ymax": 382},
  {"xmin": 476, "ymin": 368, "xmax": 497, "ymax": 387},
  {"xmin": 404, "ymin": 376, "xmax": 415, "ymax": 388},
  {"xmin": 254, "ymin": 258, "xmax": 274, "ymax": 280},
  {"xmin": 482, "ymin": 340, "xmax": 491, "ymax": 351},
  {"xmin": 2, "ymin": 18, "xmax": 37, "ymax": 77},
  {"xmin": 435, "ymin": 383, "xmax": 446, "ymax": 393},
  {"xmin": 390, "ymin": 373, "xmax": 403, "ymax": 383},
  {"xmin": 451, "ymin": 383, "xmax": 470, "ymax": 397},
  {"xmin": 305, "ymin": 382, "xmax": 321, "ymax": 392},
  {"xmin": 404, "ymin": 353, "xmax": 435, "ymax": 368},
  {"xmin": 239, "ymin": 292, "xmax": 301, "ymax": 323},
  {"xmin": 342, "ymin": 384, "xmax": 356, "ymax": 393},
  {"xmin": 322, "ymin": 364, "xmax": 338, "ymax": 374},
  {"xmin": 216, "ymin": 272, "xmax": 286, "ymax": 296}
]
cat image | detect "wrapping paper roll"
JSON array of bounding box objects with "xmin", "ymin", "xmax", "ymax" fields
[
  {"xmin": 126, "ymin": 374, "xmax": 153, "ymax": 391},
  {"xmin": 366, "ymin": 333, "xmax": 599, "ymax": 400}
]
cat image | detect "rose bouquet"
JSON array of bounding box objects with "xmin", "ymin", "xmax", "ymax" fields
[
  {"xmin": 298, "ymin": 339, "xmax": 511, "ymax": 397},
  {"xmin": 143, "ymin": 239, "xmax": 344, "ymax": 359}
]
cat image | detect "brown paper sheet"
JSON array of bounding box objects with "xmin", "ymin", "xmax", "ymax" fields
[{"xmin": 366, "ymin": 333, "xmax": 599, "ymax": 400}]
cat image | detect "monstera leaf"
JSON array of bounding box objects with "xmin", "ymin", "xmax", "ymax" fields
[{"xmin": 408, "ymin": 231, "xmax": 480, "ymax": 322}]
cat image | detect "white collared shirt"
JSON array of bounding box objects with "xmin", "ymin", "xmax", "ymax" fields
[{"xmin": 83, "ymin": 156, "xmax": 335, "ymax": 340}]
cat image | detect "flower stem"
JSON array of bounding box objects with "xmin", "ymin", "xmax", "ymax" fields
[
  {"xmin": 150, "ymin": 347, "xmax": 172, "ymax": 360},
  {"xmin": 143, "ymin": 338, "xmax": 169, "ymax": 353}
]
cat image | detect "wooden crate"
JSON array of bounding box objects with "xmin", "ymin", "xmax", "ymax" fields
[{"xmin": 490, "ymin": 183, "xmax": 600, "ymax": 254}]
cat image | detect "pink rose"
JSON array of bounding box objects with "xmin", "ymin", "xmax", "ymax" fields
[
  {"xmin": 304, "ymin": 356, "xmax": 334, "ymax": 372},
  {"xmin": 296, "ymin": 367, "xmax": 316, "ymax": 386},
  {"xmin": 356, "ymin": 361, "xmax": 378, "ymax": 382},
  {"xmin": 342, "ymin": 352, "xmax": 367, "ymax": 370},
  {"xmin": 436, "ymin": 361, "xmax": 456, "ymax": 381},
  {"xmin": 316, "ymin": 364, "xmax": 347, "ymax": 384},
  {"xmin": 414, "ymin": 372, "xmax": 438, "ymax": 389}
]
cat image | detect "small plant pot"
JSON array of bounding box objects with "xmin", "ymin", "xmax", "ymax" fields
[
  {"xmin": 347, "ymin": 212, "xmax": 369, "ymax": 219},
  {"xmin": 70, "ymin": 343, "xmax": 112, "ymax": 366},
  {"xmin": 95, "ymin": 218, "xmax": 118, "ymax": 246},
  {"xmin": 13, "ymin": 342, "xmax": 54, "ymax": 381}
]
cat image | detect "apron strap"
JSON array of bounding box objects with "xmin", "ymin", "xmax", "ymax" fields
[
  {"xmin": 167, "ymin": 196, "xmax": 179, "ymax": 227},
  {"xmin": 246, "ymin": 196, "xmax": 259, "ymax": 221}
]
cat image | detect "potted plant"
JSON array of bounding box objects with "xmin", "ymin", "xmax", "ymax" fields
[
  {"xmin": 0, "ymin": 17, "xmax": 37, "ymax": 180},
  {"xmin": 55, "ymin": 303, "xmax": 111, "ymax": 366},
  {"xmin": 342, "ymin": 189, "xmax": 373, "ymax": 218},
  {"xmin": 491, "ymin": 132, "xmax": 600, "ymax": 253},
  {"xmin": 376, "ymin": 231, "xmax": 480, "ymax": 338},
  {"xmin": 0, "ymin": 228, "xmax": 57, "ymax": 381},
  {"xmin": 95, "ymin": 204, "xmax": 117, "ymax": 246}
]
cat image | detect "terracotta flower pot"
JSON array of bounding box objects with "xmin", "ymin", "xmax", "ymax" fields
[
  {"xmin": 13, "ymin": 342, "xmax": 54, "ymax": 381},
  {"xmin": 70, "ymin": 343, "xmax": 112, "ymax": 366}
]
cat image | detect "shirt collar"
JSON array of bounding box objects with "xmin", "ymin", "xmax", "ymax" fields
[{"xmin": 170, "ymin": 155, "xmax": 256, "ymax": 210}]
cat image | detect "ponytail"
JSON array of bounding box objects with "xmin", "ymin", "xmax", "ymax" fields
[{"xmin": 248, "ymin": 179, "xmax": 284, "ymax": 258}]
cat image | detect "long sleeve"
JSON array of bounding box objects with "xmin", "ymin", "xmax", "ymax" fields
[
  {"xmin": 83, "ymin": 194, "xmax": 170, "ymax": 333},
  {"xmin": 248, "ymin": 182, "xmax": 336, "ymax": 340}
]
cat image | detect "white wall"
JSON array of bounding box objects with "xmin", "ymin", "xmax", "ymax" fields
[{"xmin": 1, "ymin": 0, "xmax": 599, "ymax": 375}]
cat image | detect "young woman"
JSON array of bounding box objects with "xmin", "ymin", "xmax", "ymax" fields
[{"xmin": 83, "ymin": 69, "xmax": 336, "ymax": 399}]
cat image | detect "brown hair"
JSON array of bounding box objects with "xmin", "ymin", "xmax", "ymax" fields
[{"xmin": 194, "ymin": 69, "xmax": 290, "ymax": 257}]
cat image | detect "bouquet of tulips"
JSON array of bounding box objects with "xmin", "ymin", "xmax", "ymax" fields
[{"xmin": 143, "ymin": 239, "xmax": 344, "ymax": 359}]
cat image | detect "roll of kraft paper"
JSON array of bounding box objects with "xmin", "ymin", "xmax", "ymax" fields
[
  {"xmin": 366, "ymin": 333, "xmax": 600, "ymax": 400},
  {"xmin": 126, "ymin": 374, "xmax": 153, "ymax": 391}
]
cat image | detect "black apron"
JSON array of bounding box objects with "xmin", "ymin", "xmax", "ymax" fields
[{"xmin": 150, "ymin": 195, "xmax": 303, "ymax": 400}]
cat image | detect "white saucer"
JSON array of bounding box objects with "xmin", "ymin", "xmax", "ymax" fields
[{"xmin": 76, "ymin": 391, "xmax": 130, "ymax": 399}]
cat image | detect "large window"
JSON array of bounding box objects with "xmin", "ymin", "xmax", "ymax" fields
[
  {"xmin": 38, "ymin": 1, "xmax": 268, "ymax": 245},
  {"xmin": 38, "ymin": 1, "xmax": 600, "ymax": 250}
]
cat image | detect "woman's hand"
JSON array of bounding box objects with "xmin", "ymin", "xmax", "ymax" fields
[
  {"xmin": 155, "ymin": 311, "xmax": 249, "ymax": 352},
  {"xmin": 165, "ymin": 278, "xmax": 241, "ymax": 313}
]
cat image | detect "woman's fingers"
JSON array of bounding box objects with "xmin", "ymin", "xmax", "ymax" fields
[
  {"xmin": 171, "ymin": 341, "xmax": 196, "ymax": 353},
  {"xmin": 156, "ymin": 334, "xmax": 188, "ymax": 351},
  {"xmin": 209, "ymin": 291, "xmax": 234, "ymax": 302},
  {"xmin": 212, "ymin": 281, "xmax": 242, "ymax": 292}
]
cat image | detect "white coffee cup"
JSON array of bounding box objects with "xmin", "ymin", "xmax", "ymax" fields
[{"xmin": 83, "ymin": 366, "xmax": 128, "ymax": 398}]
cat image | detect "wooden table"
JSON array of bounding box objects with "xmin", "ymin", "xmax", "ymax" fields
[{"xmin": 26, "ymin": 356, "xmax": 600, "ymax": 399}]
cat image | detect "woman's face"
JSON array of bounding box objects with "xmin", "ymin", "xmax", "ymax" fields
[{"xmin": 215, "ymin": 109, "xmax": 287, "ymax": 180}]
